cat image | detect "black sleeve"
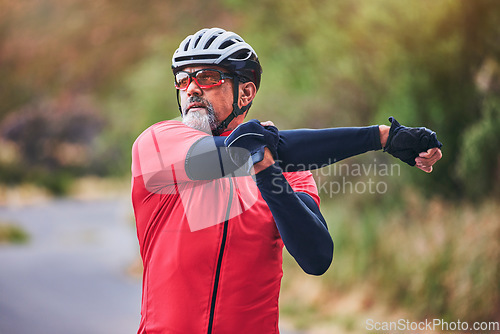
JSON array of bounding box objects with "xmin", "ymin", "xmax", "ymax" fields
[
  {"xmin": 185, "ymin": 126, "xmax": 382, "ymax": 180},
  {"xmin": 277, "ymin": 126, "xmax": 382, "ymax": 172},
  {"xmin": 255, "ymin": 163, "xmax": 333, "ymax": 275}
]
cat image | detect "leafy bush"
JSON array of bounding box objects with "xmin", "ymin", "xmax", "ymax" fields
[
  {"xmin": 321, "ymin": 194, "xmax": 499, "ymax": 323},
  {"xmin": 456, "ymin": 98, "xmax": 500, "ymax": 199},
  {"xmin": 0, "ymin": 222, "xmax": 29, "ymax": 244},
  {"xmin": 0, "ymin": 95, "xmax": 107, "ymax": 194}
]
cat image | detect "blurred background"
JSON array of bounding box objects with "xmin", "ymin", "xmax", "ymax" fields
[{"xmin": 0, "ymin": 0, "xmax": 499, "ymax": 333}]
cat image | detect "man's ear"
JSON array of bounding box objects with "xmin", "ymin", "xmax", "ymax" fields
[{"xmin": 239, "ymin": 81, "xmax": 257, "ymax": 108}]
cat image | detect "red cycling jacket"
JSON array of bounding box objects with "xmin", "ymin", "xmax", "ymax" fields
[{"xmin": 131, "ymin": 120, "xmax": 319, "ymax": 334}]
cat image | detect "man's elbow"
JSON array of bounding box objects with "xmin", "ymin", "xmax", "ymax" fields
[{"xmin": 300, "ymin": 242, "xmax": 334, "ymax": 276}]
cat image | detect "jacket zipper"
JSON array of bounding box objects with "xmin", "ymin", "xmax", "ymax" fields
[{"xmin": 207, "ymin": 178, "xmax": 234, "ymax": 334}]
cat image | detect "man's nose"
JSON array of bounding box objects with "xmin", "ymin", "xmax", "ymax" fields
[{"xmin": 186, "ymin": 78, "xmax": 203, "ymax": 96}]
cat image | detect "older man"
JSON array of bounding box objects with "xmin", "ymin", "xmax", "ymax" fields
[{"xmin": 131, "ymin": 28, "xmax": 442, "ymax": 334}]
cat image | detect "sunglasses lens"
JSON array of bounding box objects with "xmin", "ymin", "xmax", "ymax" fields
[
  {"xmin": 196, "ymin": 70, "xmax": 222, "ymax": 87},
  {"xmin": 175, "ymin": 72, "xmax": 190, "ymax": 90}
]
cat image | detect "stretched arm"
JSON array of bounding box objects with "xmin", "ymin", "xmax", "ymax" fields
[
  {"xmin": 187, "ymin": 125, "xmax": 383, "ymax": 179},
  {"xmin": 187, "ymin": 118, "xmax": 442, "ymax": 180}
]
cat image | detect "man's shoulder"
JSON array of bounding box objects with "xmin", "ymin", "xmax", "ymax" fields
[
  {"xmin": 132, "ymin": 120, "xmax": 178, "ymax": 148},
  {"xmin": 142, "ymin": 119, "xmax": 185, "ymax": 133},
  {"xmin": 132, "ymin": 119, "xmax": 211, "ymax": 157},
  {"xmin": 134, "ymin": 120, "xmax": 204, "ymax": 142}
]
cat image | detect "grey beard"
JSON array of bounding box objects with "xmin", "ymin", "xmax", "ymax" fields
[{"xmin": 182, "ymin": 99, "xmax": 218, "ymax": 134}]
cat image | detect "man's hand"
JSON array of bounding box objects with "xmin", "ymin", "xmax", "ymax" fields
[
  {"xmin": 415, "ymin": 147, "xmax": 442, "ymax": 173},
  {"xmin": 224, "ymin": 119, "xmax": 279, "ymax": 173},
  {"xmin": 383, "ymin": 116, "xmax": 443, "ymax": 172},
  {"xmin": 253, "ymin": 148, "xmax": 275, "ymax": 173}
]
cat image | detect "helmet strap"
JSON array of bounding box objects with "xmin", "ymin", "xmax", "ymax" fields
[
  {"xmin": 176, "ymin": 89, "xmax": 182, "ymax": 114},
  {"xmin": 213, "ymin": 76, "xmax": 251, "ymax": 135}
]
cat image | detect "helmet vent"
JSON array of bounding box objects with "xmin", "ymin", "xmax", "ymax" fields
[
  {"xmin": 219, "ymin": 40, "xmax": 236, "ymax": 50},
  {"xmin": 229, "ymin": 50, "xmax": 252, "ymax": 60},
  {"xmin": 193, "ymin": 35, "xmax": 203, "ymax": 48},
  {"xmin": 205, "ymin": 35, "xmax": 218, "ymax": 49},
  {"xmin": 175, "ymin": 54, "xmax": 220, "ymax": 62}
]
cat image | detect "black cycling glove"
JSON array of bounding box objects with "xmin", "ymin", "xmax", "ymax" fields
[
  {"xmin": 383, "ymin": 116, "xmax": 443, "ymax": 166},
  {"xmin": 224, "ymin": 119, "xmax": 279, "ymax": 171}
]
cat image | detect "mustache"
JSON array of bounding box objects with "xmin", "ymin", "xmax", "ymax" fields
[
  {"xmin": 182, "ymin": 96, "xmax": 216, "ymax": 116},
  {"xmin": 187, "ymin": 96, "xmax": 208, "ymax": 107}
]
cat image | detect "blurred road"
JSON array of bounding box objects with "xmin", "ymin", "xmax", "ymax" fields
[
  {"xmin": 0, "ymin": 198, "xmax": 301, "ymax": 334},
  {"xmin": 0, "ymin": 198, "xmax": 141, "ymax": 334}
]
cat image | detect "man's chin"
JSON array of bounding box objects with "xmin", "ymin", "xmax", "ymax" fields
[{"xmin": 182, "ymin": 110, "xmax": 214, "ymax": 135}]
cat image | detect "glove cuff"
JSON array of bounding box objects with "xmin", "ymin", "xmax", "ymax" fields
[{"xmin": 383, "ymin": 116, "xmax": 401, "ymax": 152}]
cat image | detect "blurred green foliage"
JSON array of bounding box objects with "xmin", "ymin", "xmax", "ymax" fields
[
  {"xmin": 3, "ymin": 0, "xmax": 497, "ymax": 198},
  {"xmin": 282, "ymin": 194, "xmax": 500, "ymax": 328},
  {"xmin": 456, "ymin": 97, "xmax": 500, "ymax": 198},
  {"xmin": 0, "ymin": 222, "xmax": 29, "ymax": 244}
]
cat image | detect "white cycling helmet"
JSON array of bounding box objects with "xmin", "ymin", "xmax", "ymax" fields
[
  {"xmin": 172, "ymin": 28, "xmax": 262, "ymax": 89},
  {"xmin": 172, "ymin": 28, "xmax": 263, "ymax": 134}
]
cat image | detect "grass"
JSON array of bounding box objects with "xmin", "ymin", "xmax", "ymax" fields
[
  {"xmin": 280, "ymin": 189, "xmax": 500, "ymax": 332},
  {"xmin": 0, "ymin": 222, "xmax": 29, "ymax": 244}
]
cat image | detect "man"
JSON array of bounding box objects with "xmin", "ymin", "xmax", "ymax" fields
[{"xmin": 131, "ymin": 28, "xmax": 442, "ymax": 334}]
